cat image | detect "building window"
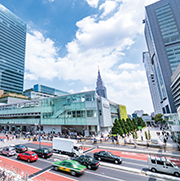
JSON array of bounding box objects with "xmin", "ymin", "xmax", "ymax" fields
[
  {"xmin": 67, "ymin": 111, "xmax": 71, "ymax": 118},
  {"xmin": 87, "ymin": 110, "xmax": 94, "ymax": 117},
  {"xmin": 72, "ymin": 111, "xmax": 76, "ymax": 118}
]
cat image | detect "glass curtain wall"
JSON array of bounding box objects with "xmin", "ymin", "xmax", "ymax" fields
[{"xmin": 41, "ymin": 92, "xmax": 97, "ymax": 126}]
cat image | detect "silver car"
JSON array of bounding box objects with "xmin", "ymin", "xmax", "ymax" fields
[
  {"xmin": 148, "ymin": 156, "xmax": 180, "ymax": 177},
  {"xmin": 0, "ymin": 147, "xmax": 16, "ymax": 157}
]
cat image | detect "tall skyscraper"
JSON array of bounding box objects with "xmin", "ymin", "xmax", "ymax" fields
[
  {"xmin": 144, "ymin": 0, "xmax": 180, "ymax": 114},
  {"xmin": 0, "ymin": 4, "xmax": 27, "ymax": 94},
  {"xmin": 96, "ymin": 69, "xmax": 107, "ymax": 99},
  {"xmin": 143, "ymin": 52, "xmax": 163, "ymax": 115}
]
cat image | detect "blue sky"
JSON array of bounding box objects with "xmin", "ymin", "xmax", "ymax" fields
[{"xmin": 1, "ymin": 0, "xmax": 158, "ymax": 114}]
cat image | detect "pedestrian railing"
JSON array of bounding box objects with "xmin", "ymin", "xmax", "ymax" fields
[{"xmin": 0, "ymin": 162, "xmax": 50, "ymax": 181}]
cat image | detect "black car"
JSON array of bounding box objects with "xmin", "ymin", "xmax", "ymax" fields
[
  {"xmin": 94, "ymin": 151, "xmax": 122, "ymax": 164},
  {"xmin": 72, "ymin": 155, "xmax": 99, "ymax": 169},
  {"xmin": 14, "ymin": 145, "xmax": 28, "ymax": 153},
  {"xmin": 33, "ymin": 148, "xmax": 53, "ymax": 158}
]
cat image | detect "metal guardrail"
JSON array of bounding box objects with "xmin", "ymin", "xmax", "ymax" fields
[{"xmin": 0, "ymin": 162, "xmax": 50, "ymax": 181}]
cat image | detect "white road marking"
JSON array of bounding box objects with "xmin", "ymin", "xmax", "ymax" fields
[
  {"xmin": 85, "ymin": 170, "xmax": 125, "ymax": 181},
  {"xmin": 123, "ymin": 161, "xmax": 147, "ymax": 167}
]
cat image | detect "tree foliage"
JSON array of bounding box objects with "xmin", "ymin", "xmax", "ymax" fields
[
  {"xmin": 145, "ymin": 130, "xmax": 151, "ymax": 140},
  {"xmin": 137, "ymin": 117, "xmax": 146, "ymax": 127},
  {"xmin": 154, "ymin": 114, "xmax": 163, "ymax": 123}
]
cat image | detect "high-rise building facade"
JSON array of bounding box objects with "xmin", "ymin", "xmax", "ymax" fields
[
  {"xmin": 0, "ymin": 4, "xmax": 27, "ymax": 94},
  {"xmin": 144, "ymin": 0, "xmax": 180, "ymax": 113},
  {"xmin": 96, "ymin": 69, "xmax": 107, "ymax": 99},
  {"xmin": 143, "ymin": 52, "xmax": 163, "ymax": 115}
]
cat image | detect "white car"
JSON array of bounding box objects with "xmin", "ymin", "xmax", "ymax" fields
[
  {"xmin": 0, "ymin": 147, "xmax": 16, "ymax": 157},
  {"xmin": 148, "ymin": 156, "xmax": 180, "ymax": 177}
]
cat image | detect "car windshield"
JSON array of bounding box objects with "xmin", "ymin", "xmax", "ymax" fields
[
  {"xmin": 21, "ymin": 145, "xmax": 25, "ymax": 148},
  {"xmin": 107, "ymin": 152, "xmax": 114, "ymax": 157},
  {"xmin": 10, "ymin": 148, "xmax": 15, "ymax": 151},
  {"xmin": 44, "ymin": 149, "xmax": 49, "ymax": 153},
  {"xmin": 73, "ymin": 162, "xmax": 80, "ymax": 168}
]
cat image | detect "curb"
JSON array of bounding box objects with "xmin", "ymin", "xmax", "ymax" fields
[
  {"xmin": 145, "ymin": 171, "xmax": 180, "ymax": 181},
  {"xmin": 100, "ymin": 162, "xmax": 180, "ymax": 180}
]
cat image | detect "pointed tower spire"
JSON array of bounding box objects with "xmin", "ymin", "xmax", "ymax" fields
[{"xmin": 96, "ymin": 68, "xmax": 107, "ymax": 98}]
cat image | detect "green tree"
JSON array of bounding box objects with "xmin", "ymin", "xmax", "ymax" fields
[
  {"xmin": 154, "ymin": 114, "xmax": 163, "ymax": 123},
  {"xmin": 112, "ymin": 119, "xmax": 121, "ymax": 135},
  {"xmin": 119, "ymin": 119, "xmax": 127, "ymax": 135},
  {"xmin": 127, "ymin": 118, "xmax": 133, "ymax": 132},
  {"xmin": 137, "ymin": 117, "xmax": 146, "ymax": 128},
  {"xmin": 132, "ymin": 118, "xmax": 138, "ymax": 130},
  {"xmin": 132, "ymin": 132, "xmax": 135, "ymax": 139},
  {"xmin": 148, "ymin": 130, "xmax": 151, "ymax": 140},
  {"xmin": 135, "ymin": 131, "xmax": 138, "ymax": 139},
  {"xmin": 145, "ymin": 131, "xmax": 148, "ymax": 140}
]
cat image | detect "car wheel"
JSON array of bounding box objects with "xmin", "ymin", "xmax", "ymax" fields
[
  {"xmin": 98, "ymin": 157, "xmax": 101, "ymax": 161},
  {"xmin": 27, "ymin": 159, "xmax": 31, "ymax": 163},
  {"xmin": 7, "ymin": 153, "xmax": 9, "ymax": 157},
  {"xmin": 151, "ymin": 168, "xmax": 156, "ymax": 173},
  {"xmin": 58, "ymin": 151, "xmax": 61, "ymax": 154},
  {"xmin": 42, "ymin": 155, "xmax": 45, "ymax": 158},
  {"xmin": 71, "ymin": 171, "xmax": 76, "ymax": 176},
  {"xmin": 54, "ymin": 166, "xmax": 58, "ymax": 171},
  {"xmin": 87, "ymin": 165, "xmax": 91, "ymax": 169},
  {"xmin": 17, "ymin": 156, "xmax": 20, "ymax": 160},
  {"xmin": 115, "ymin": 160, "xmax": 119, "ymax": 164},
  {"xmin": 174, "ymin": 172, "xmax": 180, "ymax": 177}
]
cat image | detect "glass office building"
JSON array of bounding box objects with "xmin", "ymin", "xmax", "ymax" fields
[
  {"xmin": 33, "ymin": 84, "xmax": 69, "ymax": 96},
  {"xmin": 0, "ymin": 91, "xmax": 119, "ymax": 136},
  {"xmin": 0, "ymin": 4, "xmax": 27, "ymax": 94},
  {"xmin": 144, "ymin": 0, "xmax": 180, "ymax": 113}
]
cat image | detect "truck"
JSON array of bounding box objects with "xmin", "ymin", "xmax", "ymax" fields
[{"xmin": 52, "ymin": 138, "xmax": 83, "ymax": 157}]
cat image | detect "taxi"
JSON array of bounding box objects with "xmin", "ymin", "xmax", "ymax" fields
[{"xmin": 53, "ymin": 159, "xmax": 86, "ymax": 176}]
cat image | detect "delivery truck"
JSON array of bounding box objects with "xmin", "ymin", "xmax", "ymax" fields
[{"xmin": 52, "ymin": 138, "xmax": 83, "ymax": 157}]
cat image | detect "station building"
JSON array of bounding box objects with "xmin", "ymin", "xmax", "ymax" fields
[{"xmin": 0, "ymin": 90, "xmax": 124, "ymax": 136}]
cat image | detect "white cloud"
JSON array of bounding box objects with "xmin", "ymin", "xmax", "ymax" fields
[
  {"xmin": 81, "ymin": 87, "xmax": 92, "ymax": 92},
  {"xmin": 99, "ymin": 1, "xmax": 118, "ymax": 18},
  {"xmin": 25, "ymin": 0, "xmax": 159, "ymax": 113},
  {"xmin": 69, "ymin": 82, "xmax": 75, "ymax": 86},
  {"xmin": 118, "ymin": 63, "xmax": 140, "ymax": 70},
  {"xmin": 25, "ymin": 30, "xmax": 58, "ymax": 80},
  {"xmin": 24, "ymin": 72, "xmax": 38, "ymax": 81},
  {"xmin": 86, "ymin": 0, "xmax": 99, "ymax": 8},
  {"xmin": 68, "ymin": 89, "xmax": 74, "ymax": 94}
]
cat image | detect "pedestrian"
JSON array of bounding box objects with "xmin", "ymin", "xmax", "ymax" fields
[
  {"xmin": 134, "ymin": 142, "xmax": 137, "ymax": 148},
  {"xmin": 124, "ymin": 139, "xmax": 127, "ymax": 146},
  {"xmin": 116, "ymin": 137, "xmax": 119, "ymax": 145},
  {"xmin": 164, "ymin": 138, "xmax": 167, "ymax": 152},
  {"xmin": 112, "ymin": 137, "xmax": 114, "ymax": 144},
  {"xmin": 141, "ymin": 136, "xmax": 143, "ymax": 141},
  {"xmin": 147, "ymin": 142, "xmax": 149, "ymax": 148}
]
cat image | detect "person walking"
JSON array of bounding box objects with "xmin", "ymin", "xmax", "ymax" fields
[
  {"xmin": 112, "ymin": 136, "xmax": 114, "ymax": 144},
  {"xmin": 164, "ymin": 137, "xmax": 167, "ymax": 152}
]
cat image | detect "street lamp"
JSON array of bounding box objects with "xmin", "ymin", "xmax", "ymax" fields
[{"xmin": 63, "ymin": 103, "xmax": 66, "ymax": 133}]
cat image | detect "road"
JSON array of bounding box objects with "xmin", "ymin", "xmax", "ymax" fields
[{"xmin": 0, "ymin": 141, "xmax": 169, "ymax": 181}]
